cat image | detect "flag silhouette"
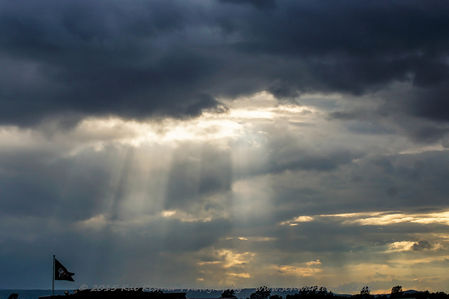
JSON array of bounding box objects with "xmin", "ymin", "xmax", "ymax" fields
[{"xmin": 54, "ymin": 258, "xmax": 75, "ymax": 281}]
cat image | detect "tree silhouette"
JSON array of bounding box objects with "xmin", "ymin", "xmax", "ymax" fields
[
  {"xmin": 222, "ymin": 290, "xmax": 237, "ymax": 299},
  {"xmin": 391, "ymin": 286, "xmax": 403, "ymax": 298},
  {"xmin": 360, "ymin": 286, "xmax": 370, "ymax": 296},
  {"xmin": 286, "ymin": 286, "xmax": 334, "ymax": 299},
  {"xmin": 250, "ymin": 286, "xmax": 271, "ymax": 299}
]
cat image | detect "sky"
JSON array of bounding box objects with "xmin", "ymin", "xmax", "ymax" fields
[{"xmin": 1, "ymin": 0, "xmax": 449, "ymax": 294}]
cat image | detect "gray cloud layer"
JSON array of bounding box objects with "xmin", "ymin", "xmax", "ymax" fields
[{"xmin": 1, "ymin": 0, "xmax": 449, "ymax": 129}]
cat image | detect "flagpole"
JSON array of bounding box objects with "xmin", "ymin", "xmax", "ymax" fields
[{"xmin": 52, "ymin": 255, "xmax": 55, "ymax": 297}]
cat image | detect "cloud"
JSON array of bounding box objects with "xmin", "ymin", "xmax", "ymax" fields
[
  {"xmin": 412, "ymin": 240, "xmax": 433, "ymax": 251},
  {"xmin": 280, "ymin": 216, "xmax": 314, "ymax": 226},
  {"xmin": 281, "ymin": 210, "xmax": 449, "ymax": 228},
  {"xmin": 274, "ymin": 263, "xmax": 322, "ymax": 278},
  {"xmin": 1, "ymin": 0, "xmax": 449, "ymax": 138},
  {"xmin": 220, "ymin": 0, "xmax": 276, "ymax": 10},
  {"xmin": 387, "ymin": 241, "xmax": 416, "ymax": 252}
]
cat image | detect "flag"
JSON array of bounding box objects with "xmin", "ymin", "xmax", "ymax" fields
[{"xmin": 54, "ymin": 258, "xmax": 75, "ymax": 281}]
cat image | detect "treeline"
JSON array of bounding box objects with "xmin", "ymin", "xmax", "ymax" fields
[{"xmin": 220, "ymin": 286, "xmax": 449, "ymax": 299}]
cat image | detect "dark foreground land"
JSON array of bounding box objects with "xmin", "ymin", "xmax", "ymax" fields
[
  {"xmin": 2, "ymin": 286, "xmax": 449, "ymax": 299},
  {"xmin": 39, "ymin": 289, "xmax": 185, "ymax": 299}
]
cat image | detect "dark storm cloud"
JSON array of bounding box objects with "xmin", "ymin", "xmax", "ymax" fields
[
  {"xmin": 0, "ymin": 0, "xmax": 221, "ymax": 124},
  {"xmin": 1, "ymin": 0, "xmax": 449, "ymax": 126}
]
